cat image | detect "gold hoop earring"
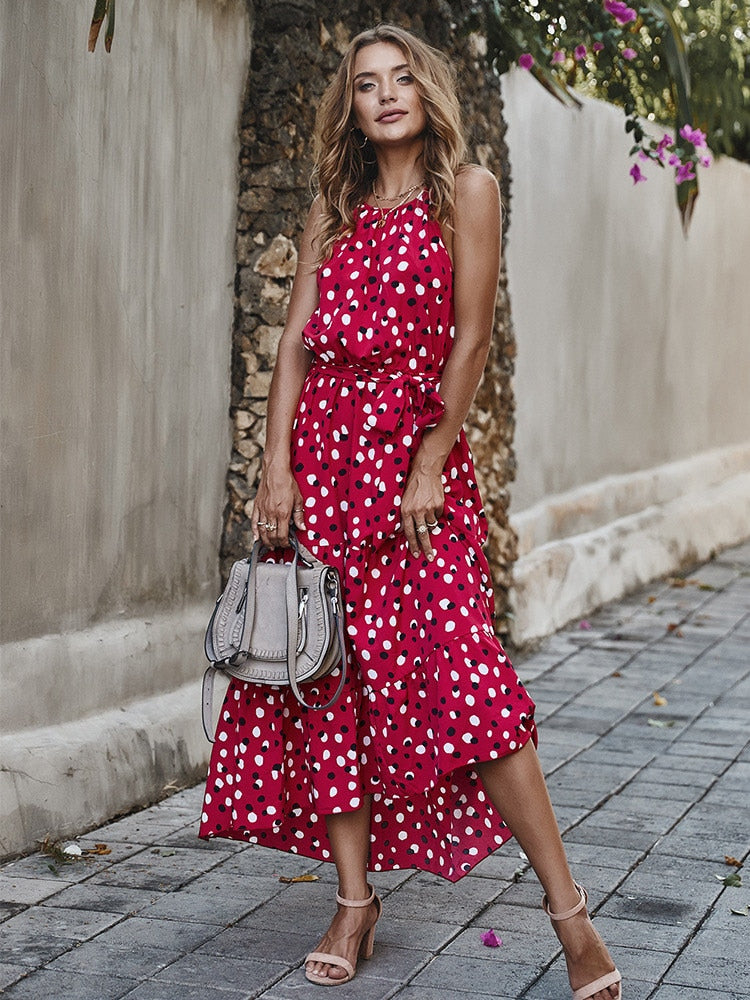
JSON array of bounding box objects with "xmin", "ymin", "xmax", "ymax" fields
[{"xmin": 351, "ymin": 127, "xmax": 369, "ymax": 150}]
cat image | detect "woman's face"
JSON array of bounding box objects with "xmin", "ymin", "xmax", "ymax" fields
[{"xmin": 351, "ymin": 41, "xmax": 427, "ymax": 148}]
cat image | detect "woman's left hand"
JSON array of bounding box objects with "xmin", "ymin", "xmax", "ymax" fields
[{"xmin": 401, "ymin": 461, "xmax": 444, "ymax": 561}]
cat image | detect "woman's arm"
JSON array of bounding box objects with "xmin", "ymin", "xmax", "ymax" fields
[
  {"xmin": 400, "ymin": 165, "xmax": 502, "ymax": 559},
  {"xmin": 252, "ymin": 198, "xmax": 324, "ymax": 547}
]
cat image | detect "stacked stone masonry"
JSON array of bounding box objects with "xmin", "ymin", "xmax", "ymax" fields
[{"xmin": 224, "ymin": 0, "xmax": 518, "ymax": 631}]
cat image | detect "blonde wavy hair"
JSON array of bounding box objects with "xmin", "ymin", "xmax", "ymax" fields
[{"xmin": 313, "ymin": 24, "xmax": 467, "ymax": 262}]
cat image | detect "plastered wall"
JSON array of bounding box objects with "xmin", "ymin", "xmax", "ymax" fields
[
  {"xmin": 0, "ymin": 0, "xmax": 251, "ymax": 856},
  {"xmin": 503, "ymin": 68, "xmax": 750, "ymax": 518}
]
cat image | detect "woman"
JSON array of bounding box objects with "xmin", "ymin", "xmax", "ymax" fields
[{"xmin": 201, "ymin": 24, "xmax": 622, "ymax": 1000}]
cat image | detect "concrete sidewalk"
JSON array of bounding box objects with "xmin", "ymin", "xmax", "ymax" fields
[{"xmin": 2, "ymin": 543, "xmax": 748, "ymax": 1000}]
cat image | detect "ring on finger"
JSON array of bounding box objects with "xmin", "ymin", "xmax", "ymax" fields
[
  {"xmin": 267, "ymin": 522, "xmax": 277, "ymax": 530},
  {"xmin": 426, "ymin": 519, "xmax": 439, "ymax": 528},
  {"xmin": 416, "ymin": 524, "xmax": 428, "ymax": 535},
  {"xmin": 257, "ymin": 520, "xmax": 268, "ymax": 528}
]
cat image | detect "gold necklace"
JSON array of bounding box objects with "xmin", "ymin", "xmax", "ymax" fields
[
  {"xmin": 372, "ymin": 181, "xmax": 423, "ymax": 202},
  {"xmin": 372, "ymin": 182, "xmax": 423, "ymax": 229}
]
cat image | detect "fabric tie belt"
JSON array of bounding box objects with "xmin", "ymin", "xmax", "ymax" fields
[{"xmin": 309, "ymin": 360, "xmax": 445, "ymax": 437}]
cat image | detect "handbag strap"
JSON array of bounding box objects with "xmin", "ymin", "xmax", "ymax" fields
[{"xmin": 285, "ymin": 566, "xmax": 348, "ymax": 712}]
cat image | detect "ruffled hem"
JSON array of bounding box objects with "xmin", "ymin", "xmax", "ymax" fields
[{"xmin": 199, "ymin": 628, "xmax": 536, "ymax": 882}]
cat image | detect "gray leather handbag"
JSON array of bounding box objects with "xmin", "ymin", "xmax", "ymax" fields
[{"xmin": 202, "ymin": 531, "xmax": 347, "ymax": 741}]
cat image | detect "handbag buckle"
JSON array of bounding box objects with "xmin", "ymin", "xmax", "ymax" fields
[{"xmin": 297, "ymin": 588, "xmax": 309, "ymax": 654}]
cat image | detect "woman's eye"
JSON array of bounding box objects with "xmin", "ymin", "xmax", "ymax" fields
[
  {"xmin": 397, "ymin": 74, "xmax": 414, "ymax": 84},
  {"xmin": 357, "ymin": 82, "xmax": 375, "ymax": 92}
]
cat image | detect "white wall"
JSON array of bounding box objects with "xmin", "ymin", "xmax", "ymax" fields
[
  {"xmin": 0, "ymin": 0, "xmax": 251, "ymax": 857},
  {"xmin": 502, "ymin": 69, "xmax": 750, "ymax": 640}
]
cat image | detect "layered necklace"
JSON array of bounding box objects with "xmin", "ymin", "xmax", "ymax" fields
[{"xmin": 371, "ymin": 180, "xmax": 424, "ymax": 229}]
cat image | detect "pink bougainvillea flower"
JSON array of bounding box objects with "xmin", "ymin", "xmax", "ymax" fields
[
  {"xmin": 679, "ymin": 124, "xmax": 707, "ymax": 149},
  {"xmin": 668, "ymin": 153, "xmax": 682, "ymax": 167},
  {"xmin": 481, "ymin": 929, "xmax": 503, "ymax": 948},
  {"xmin": 579, "ymin": 619, "xmax": 593, "ymax": 630},
  {"xmin": 638, "ymin": 149, "xmax": 650, "ymax": 161},
  {"xmin": 593, "ymin": 41, "xmax": 605, "ymax": 53},
  {"xmin": 622, "ymin": 47, "xmax": 637, "ymax": 60},
  {"xmin": 604, "ymin": 0, "xmax": 637, "ymax": 24},
  {"xmin": 675, "ymin": 161, "xmax": 697, "ymax": 184},
  {"xmin": 519, "ymin": 53, "xmax": 534, "ymax": 70},
  {"xmin": 657, "ymin": 133, "xmax": 674, "ymax": 152},
  {"xmin": 551, "ymin": 49, "xmax": 566, "ymax": 64},
  {"xmin": 629, "ymin": 163, "xmax": 647, "ymax": 184},
  {"xmin": 574, "ymin": 44, "xmax": 587, "ymax": 61},
  {"xmin": 699, "ymin": 154, "xmax": 712, "ymax": 168}
]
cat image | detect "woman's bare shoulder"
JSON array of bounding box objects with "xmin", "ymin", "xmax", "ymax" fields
[{"xmin": 455, "ymin": 164, "xmax": 500, "ymax": 206}]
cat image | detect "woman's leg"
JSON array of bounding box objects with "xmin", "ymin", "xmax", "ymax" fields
[
  {"xmin": 305, "ymin": 797, "xmax": 380, "ymax": 982},
  {"xmin": 478, "ymin": 742, "xmax": 620, "ymax": 1000}
]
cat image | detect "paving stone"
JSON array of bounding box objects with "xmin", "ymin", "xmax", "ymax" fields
[
  {"xmin": 218, "ymin": 844, "xmax": 324, "ymax": 878},
  {"xmin": 0, "ymin": 847, "xmax": 138, "ymax": 884},
  {"xmin": 159, "ymin": 827, "xmax": 246, "ymax": 851},
  {"xmin": 123, "ymin": 984, "xmax": 250, "ymax": 1000},
  {"xmin": 589, "ymin": 913, "xmax": 694, "ymax": 953},
  {"xmin": 0, "ymin": 933, "xmax": 73, "ymax": 968},
  {"xmin": 0, "ymin": 968, "xmax": 139, "ymax": 1000},
  {"xmin": 153, "ymin": 952, "xmax": 289, "ymax": 991},
  {"xmin": 664, "ymin": 931, "xmax": 750, "ymax": 995},
  {"xmin": 93, "ymin": 914, "xmax": 220, "ymax": 952},
  {"xmin": 561, "ymin": 841, "xmax": 643, "ymax": 872},
  {"xmin": 380, "ymin": 872, "xmax": 502, "ymax": 924},
  {"xmin": 376, "ymin": 915, "xmax": 458, "ymax": 952},
  {"xmin": 524, "ymin": 964, "xmax": 653, "ymax": 1000},
  {"xmin": 598, "ymin": 889, "xmax": 710, "ymax": 927},
  {"xmin": 259, "ymin": 968, "xmax": 396, "ymax": 1000},
  {"xmin": 195, "ymin": 922, "xmax": 307, "ymax": 963},
  {"xmin": 0, "ymin": 873, "xmax": 73, "ymax": 906},
  {"xmin": 93, "ymin": 846, "xmax": 223, "ymax": 891},
  {"xmin": 409, "ymin": 953, "xmax": 538, "ymax": 997},
  {"xmin": 395, "ymin": 988, "xmax": 508, "ymax": 1000},
  {"xmin": 568, "ymin": 809, "xmax": 672, "ymax": 842},
  {"xmin": 446, "ymin": 910, "xmax": 555, "ymax": 969},
  {"xmin": 0, "ymin": 963, "xmax": 28, "ymax": 990},
  {"xmin": 39, "ymin": 881, "xmax": 163, "ymax": 914},
  {"xmin": 46, "ymin": 941, "xmax": 176, "ymax": 979},
  {"xmin": 699, "ymin": 894, "xmax": 750, "ymax": 931},
  {"xmin": 141, "ymin": 873, "xmax": 283, "ymax": 925},
  {"xmin": 468, "ymin": 848, "xmax": 527, "ymax": 881},
  {"xmin": 651, "ymin": 986, "xmax": 749, "ymax": 1000},
  {"xmin": 88, "ymin": 813, "xmax": 193, "ymax": 844},
  {"xmin": 1, "ymin": 904, "xmax": 123, "ymax": 941}
]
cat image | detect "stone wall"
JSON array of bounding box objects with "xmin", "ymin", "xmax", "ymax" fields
[{"xmin": 224, "ymin": 0, "xmax": 519, "ymax": 631}]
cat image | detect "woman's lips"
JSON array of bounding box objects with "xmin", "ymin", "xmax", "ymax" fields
[{"xmin": 377, "ymin": 110, "xmax": 406, "ymax": 123}]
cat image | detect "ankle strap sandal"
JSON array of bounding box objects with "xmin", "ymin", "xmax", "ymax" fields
[
  {"xmin": 305, "ymin": 884, "xmax": 382, "ymax": 986},
  {"xmin": 542, "ymin": 883, "xmax": 623, "ymax": 1000}
]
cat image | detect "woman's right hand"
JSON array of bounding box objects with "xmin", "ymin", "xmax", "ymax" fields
[{"xmin": 252, "ymin": 462, "xmax": 306, "ymax": 549}]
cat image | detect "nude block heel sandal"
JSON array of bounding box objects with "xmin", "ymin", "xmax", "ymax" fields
[
  {"xmin": 305, "ymin": 884, "xmax": 382, "ymax": 986},
  {"xmin": 542, "ymin": 883, "xmax": 622, "ymax": 1000}
]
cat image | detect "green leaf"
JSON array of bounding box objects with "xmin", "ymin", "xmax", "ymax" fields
[
  {"xmin": 88, "ymin": 0, "xmax": 115, "ymax": 53},
  {"xmin": 715, "ymin": 872, "xmax": 743, "ymax": 887},
  {"xmin": 104, "ymin": 0, "xmax": 116, "ymax": 52},
  {"xmin": 88, "ymin": 0, "xmax": 107, "ymax": 52},
  {"xmin": 647, "ymin": 718, "xmax": 676, "ymax": 728}
]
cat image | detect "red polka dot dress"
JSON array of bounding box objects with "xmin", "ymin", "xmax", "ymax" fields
[{"xmin": 200, "ymin": 190, "xmax": 537, "ymax": 881}]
